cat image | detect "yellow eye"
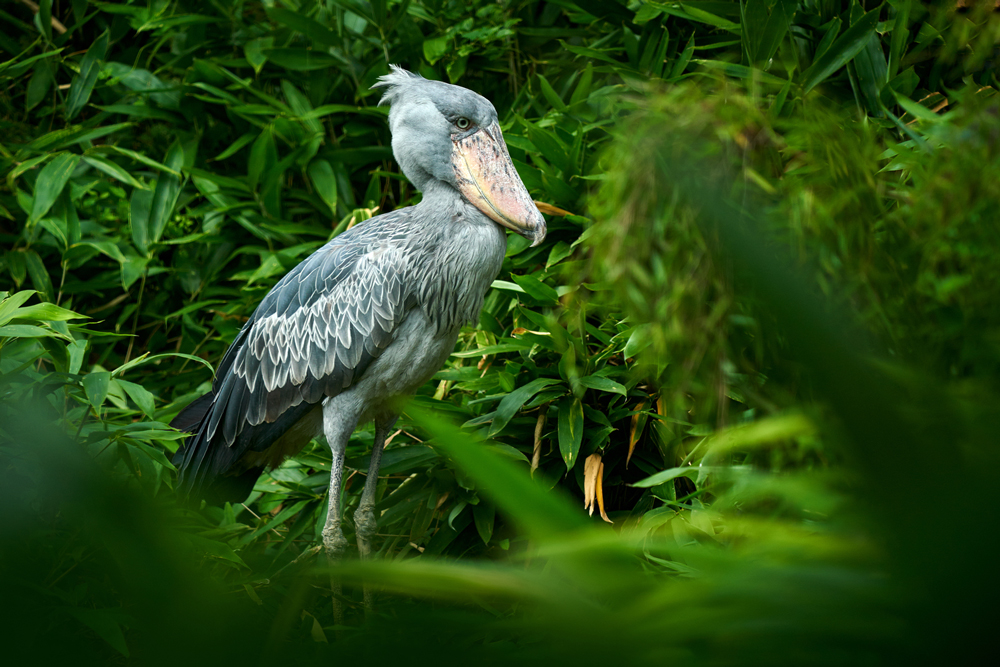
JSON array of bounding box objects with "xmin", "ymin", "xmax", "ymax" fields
[{"xmin": 456, "ymin": 117, "xmax": 471, "ymax": 129}]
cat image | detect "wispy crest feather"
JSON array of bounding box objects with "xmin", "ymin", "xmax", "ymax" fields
[{"xmin": 373, "ymin": 65, "xmax": 423, "ymax": 106}]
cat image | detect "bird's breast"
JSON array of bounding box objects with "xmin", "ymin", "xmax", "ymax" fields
[{"xmin": 415, "ymin": 215, "xmax": 507, "ymax": 333}]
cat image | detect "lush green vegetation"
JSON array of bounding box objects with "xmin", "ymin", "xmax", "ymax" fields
[{"xmin": 2, "ymin": 0, "xmax": 999, "ymax": 663}]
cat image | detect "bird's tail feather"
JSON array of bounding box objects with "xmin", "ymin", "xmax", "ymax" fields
[
  {"xmin": 170, "ymin": 392, "xmax": 215, "ymax": 433},
  {"xmin": 171, "ymin": 392, "xmax": 224, "ymax": 499}
]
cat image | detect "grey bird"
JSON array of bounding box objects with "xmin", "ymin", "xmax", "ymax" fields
[{"xmin": 172, "ymin": 67, "xmax": 546, "ymax": 610}]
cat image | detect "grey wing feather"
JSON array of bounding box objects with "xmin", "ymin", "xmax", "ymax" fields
[
  {"xmin": 216, "ymin": 229, "xmax": 411, "ymax": 440},
  {"xmin": 176, "ymin": 212, "xmax": 415, "ymax": 494}
]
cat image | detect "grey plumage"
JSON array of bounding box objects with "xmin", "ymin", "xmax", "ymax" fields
[
  {"xmin": 175, "ymin": 193, "xmax": 508, "ymax": 494},
  {"xmin": 173, "ymin": 68, "xmax": 544, "ymax": 603}
]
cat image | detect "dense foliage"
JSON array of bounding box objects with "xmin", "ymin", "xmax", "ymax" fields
[{"xmin": 2, "ymin": 0, "xmax": 999, "ymax": 663}]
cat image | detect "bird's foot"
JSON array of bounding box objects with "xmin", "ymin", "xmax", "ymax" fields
[
  {"xmin": 322, "ymin": 526, "xmax": 349, "ymax": 626},
  {"xmin": 353, "ymin": 502, "xmax": 379, "ymax": 613},
  {"xmin": 322, "ymin": 526, "xmax": 349, "ymax": 560},
  {"xmin": 353, "ymin": 502, "xmax": 378, "ymax": 560}
]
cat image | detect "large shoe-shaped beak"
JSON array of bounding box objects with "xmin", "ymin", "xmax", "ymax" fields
[{"xmin": 452, "ymin": 122, "xmax": 547, "ymax": 246}]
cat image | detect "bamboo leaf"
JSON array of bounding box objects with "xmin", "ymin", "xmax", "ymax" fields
[
  {"xmin": 801, "ymin": 7, "xmax": 879, "ymax": 93},
  {"xmin": 117, "ymin": 379, "xmax": 156, "ymax": 418},
  {"xmin": 473, "ymin": 501, "xmax": 495, "ymax": 545},
  {"xmin": 0, "ymin": 291, "xmax": 38, "ymax": 326},
  {"xmin": 536, "ymin": 74, "xmax": 567, "ymax": 112},
  {"xmin": 82, "ymin": 156, "xmax": 149, "ymax": 189},
  {"xmin": 262, "ymin": 48, "xmax": 339, "ymax": 71},
  {"xmin": 65, "ymin": 30, "xmax": 109, "ymax": 120},
  {"xmin": 148, "ymin": 140, "xmax": 185, "ymax": 244},
  {"xmin": 130, "ymin": 188, "xmax": 153, "ymax": 255},
  {"xmin": 489, "ymin": 377, "xmax": 562, "ymax": 436},
  {"xmin": 29, "ymin": 153, "xmax": 80, "ymax": 225},
  {"xmin": 307, "ymin": 159, "xmax": 338, "ymax": 214},
  {"xmin": 83, "ymin": 371, "xmax": 112, "ymax": 410},
  {"xmin": 577, "ymin": 375, "xmax": 627, "ymax": 397},
  {"xmin": 558, "ymin": 397, "xmax": 584, "ymax": 470}
]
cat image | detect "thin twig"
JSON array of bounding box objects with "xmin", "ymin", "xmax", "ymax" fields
[{"xmin": 18, "ymin": 0, "xmax": 67, "ymax": 35}]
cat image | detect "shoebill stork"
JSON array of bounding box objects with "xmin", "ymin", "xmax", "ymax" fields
[{"xmin": 172, "ymin": 66, "xmax": 545, "ymax": 594}]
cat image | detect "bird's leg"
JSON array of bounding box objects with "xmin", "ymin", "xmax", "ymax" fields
[
  {"xmin": 322, "ymin": 408, "xmax": 355, "ymax": 626},
  {"xmin": 353, "ymin": 414, "xmax": 397, "ymax": 610}
]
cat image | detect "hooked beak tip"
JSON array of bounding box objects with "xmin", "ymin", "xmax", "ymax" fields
[{"xmin": 528, "ymin": 214, "xmax": 547, "ymax": 247}]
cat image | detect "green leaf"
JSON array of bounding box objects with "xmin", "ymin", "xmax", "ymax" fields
[
  {"xmin": 68, "ymin": 339, "xmax": 87, "ymax": 374},
  {"xmin": 680, "ymin": 3, "xmax": 741, "ymax": 31},
  {"xmin": 244, "ymin": 37, "xmax": 272, "ymax": 75},
  {"xmin": 307, "ymin": 159, "xmax": 338, "ymax": 214},
  {"xmin": 411, "ymin": 406, "xmax": 587, "ymax": 538},
  {"xmin": 6, "ymin": 153, "xmax": 54, "ymax": 187},
  {"xmin": 148, "ymin": 140, "xmax": 185, "ymax": 244},
  {"xmin": 262, "ymin": 48, "xmax": 339, "ymax": 71},
  {"xmin": 211, "ymin": 132, "xmax": 258, "ymax": 162},
  {"xmin": 888, "ymin": 2, "xmax": 911, "ymax": 81},
  {"xmin": 577, "ymin": 375, "xmax": 627, "ymax": 397},
  {"xmin": 632, "ymin": 466, "xmax": 700, "ymax": 488},
  {"xmin": 248, "ymin": 130, "xmax": 277, "ymax": 190},
  {"xmin": 0, "ymin": 324, "xmax": 54, "ymax": 339},
  {"xmin": 82, "ymin": 156, "xmax": 148, "ymax": 190},
  {"xmin": 671, "ymin": 35, "xmax": 695, "ymax": 79},
  {"xmin": 536, "ymin": 74, "xmax": 567, "ymax": 112},
  {"xmin": 101, "ymin": 146, "xmax": 181, "ymax": 175},
  {"xmin": 742, "ymin": 0, "xmax": 795, "ymax": 66},
  {"xmin": 693, "ymin": 60, "xmax": 787, "ymax": 85},
  {"xmin": 801, "ymin": 7, "xmax": 880, "ymax": 93},
  {"xmin": 23, "ymin": 250, "xmax": 54, "ymax": 302},
  {"xmin": 0, "ymin": 290, "xmax": 37, "ymax": 326},
  {"xmin": 522, "ymin": 122, "xmax": 570, "ymax": 175},
  {"xmin": 29, "ymin": 152, "xmax": 80, "ymax": 225},
  {"xmin": 112, "ymin": 351, "xmax": 214, "ymax": 377},
  {"xmin": 267, "ymin": 8, "xmax": 339, "ymax": 48},
  {"xmin": 570, "ymin": 63, "xmax": 594, "ymax": 106},
  {"xmin": 702, "ymin": 413, "xmax": 815, "ymax": 456},
  {"xmin": 65, "ymin": 607, "xmax": 129, "ymax": 658},
  {"xmin": 473, "ymin": 501, "xmax": 495, "ymax": 545},
  {"xmin": 423, "ymin": 36, "xmax": 449, "ymax": 65},
  {"xmin": 451, "ymin": 341, "xmax": 533, "ymax": 358},
  {"xmin": 374, "ymin": 445, "xmax": 439, "ymax": 475},
  {"xmin": 281, "ymin": 79, "xmax": 322, "ymax": 133},
  {"xmin": 186, "ymin": 534, "xmax": 248, "ymax": 567},
  {"xmin": 813, "ymin": 17, "xmax": 842, "ymax": 64},
  {"xmin": 489, "ymin": 377, "xmax": 562, "ymax": 436},
  {"xmin": 95, "ymin": 104, "xmax": 180, "ymax": 122},
  {"xmin": 183, "ymin": 168, "xmax": 250, "ymax": 193},
  {"xmin": 511, "ymin": 273, "xmax": 560, "ymax": 305},
  {"xmin": 83, "ymin": 371, "xmax": 112, "ymax": 410},
  {"xmin": 130, "ymin": 188, "xmax": 153, "ymax": 255},
  {"xmin": 557, "ymin": 397, "xmax": 584, "ymax": 470},
  {"xmin": 26, "ymin": 60, "xmax": 54, "ymax": 111},
  {"xmin": 65, "ymin": 30, "xmax": 109, "ymax": 120},
  {"xmin": 123, "ymin": 255, "xmax": 146, "ymax": 289},
  {"xmin": 893, "ymin": 90, "xmax": 942, "ymax": 123},
  {"xmin": 7, "ymin": 302, "xmax": 85, "ymax": 323},
  {"xmin": 117, "ymin": 379, "xmax": 155, "ymax": 418}
]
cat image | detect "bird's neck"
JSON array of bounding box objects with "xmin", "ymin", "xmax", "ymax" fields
[{"xmin": 410, "ymin": 181, "xmax": 507, "ymax": 333}]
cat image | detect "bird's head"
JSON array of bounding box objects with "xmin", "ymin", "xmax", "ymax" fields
[{"xmin": 374, "ymin": 66, "xmax": 546, "ymax": 246}]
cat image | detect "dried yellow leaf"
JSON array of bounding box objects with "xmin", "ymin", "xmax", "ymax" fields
[
  {"xmin": 595, "ymin": 461, "xmax": 612, "ymax": 524},
  {"xmin": 533, "ymin": 201, "xmax": 574, "ymax": 217},
  {"xmin": 627, "ymin": 401, "xmax": 645, "ymax": 468},
  {"xmin": 531, "ymin": 408, "xmax": 547, "ymax": 477},
  {"xmin": 583, "ymin": 453, "xmax": 601, "ymax": 515}
]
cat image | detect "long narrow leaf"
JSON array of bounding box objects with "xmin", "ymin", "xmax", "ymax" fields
[{"xmin": 65, "ymin": 30, "xmax": 109, "ymax": 120}]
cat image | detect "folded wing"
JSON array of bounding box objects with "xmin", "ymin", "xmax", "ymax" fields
[{"xmin": 175, "ymin": 216, "xmax": 414, "ymax": 495}]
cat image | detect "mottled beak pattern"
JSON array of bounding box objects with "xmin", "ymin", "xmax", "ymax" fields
[{"xmin": 452, "ymin": 122, "xmax": 547, "ymax": 246}]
